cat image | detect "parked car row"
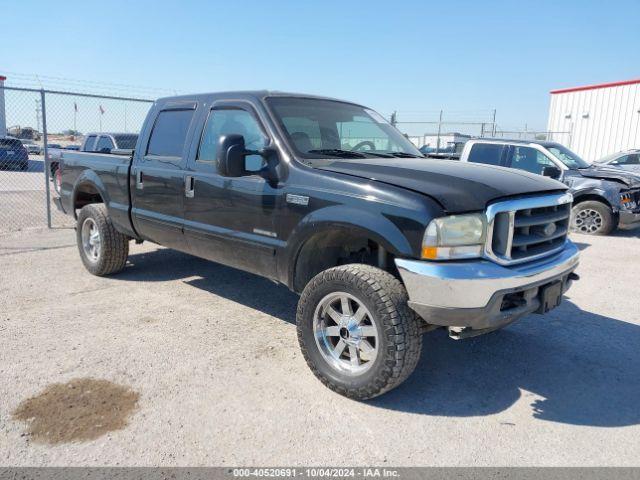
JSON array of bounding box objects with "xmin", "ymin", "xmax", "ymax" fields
[{"xmin": 422, "ymin": 139, "xmax": 640, "ymax": 236}]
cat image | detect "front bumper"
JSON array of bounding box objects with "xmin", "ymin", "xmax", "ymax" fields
[
  {"xmin": 619, "ymin": 210, "xmax": 640, "ymax": 229},
  {"xmin": 395, "ymin": 241, "xmax": 580, "ymax": 331}
]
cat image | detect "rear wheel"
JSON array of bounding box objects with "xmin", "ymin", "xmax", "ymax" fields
[
  {"xmin": 76, "ymin": 204, "xmax": 129, "ymax": 276},
  {"xmin": 297, "ymin": 264, "xmax": 422, "ymax": 400},
  {"xmin": 571, "ymin": 201, "xmax": 615, "ymax": 235}
]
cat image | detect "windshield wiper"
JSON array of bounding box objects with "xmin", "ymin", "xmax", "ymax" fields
[
  {"xmin": 307, "ymin": 149, "xmax": 367, "ymax": 159},
  {"xmin": 385, "ymin": 151, "xmax": 418, "ymax": 158}
]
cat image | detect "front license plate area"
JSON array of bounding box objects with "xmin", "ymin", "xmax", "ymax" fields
[{"xmin": 536, "ymin": 281, "xmax": 563, "ymax": 314}]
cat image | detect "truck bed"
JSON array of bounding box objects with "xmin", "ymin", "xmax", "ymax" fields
[{"xmin": 58, "ymin": 150, "xmax": 135, "ymax": 237}]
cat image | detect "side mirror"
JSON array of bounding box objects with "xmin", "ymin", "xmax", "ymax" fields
[
  {"xmin": 542, "ymin": 165, "xmax": 561, "ymax": 179},
  {"xmin": 217, "ymin": 134, "xmax": 248, "ymax": 177}
]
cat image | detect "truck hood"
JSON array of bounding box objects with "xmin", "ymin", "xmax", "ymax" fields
[
  {"xmin": 576, "ymin": 166, "xmax": 640, "ymax": 188},
  {"xmin": 315, "ymin": 158, "xmax": 566, "ymax": 213}
]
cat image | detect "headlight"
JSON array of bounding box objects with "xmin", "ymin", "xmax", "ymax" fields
[
  {"xmin": 620, "ymin": 191, "xmax": 638, "ymax": 210},
  {"xmin": 422, "ymin": 213, "xmax": 486, "ymax": 260}
]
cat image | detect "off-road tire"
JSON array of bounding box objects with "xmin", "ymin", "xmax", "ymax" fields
[
  {"xmin": 297, "ymin": 264, "xmax": 422, "ymax": 400},
  {"xmin": 76, "ymin": 203, "xmax": 129, "ymax": 276},
  {"xmin": 571, "ymin": 200, "xmax": 615, "ymax": 235}
]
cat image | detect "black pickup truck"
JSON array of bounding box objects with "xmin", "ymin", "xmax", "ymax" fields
[{"xmin": 56, "ymin": 91, "xmax": 580, "ymax": 399}]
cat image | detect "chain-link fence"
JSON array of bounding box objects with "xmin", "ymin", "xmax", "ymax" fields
[
  {"xmin": 392, "ymin": 110, "xmax": 570, "ymax": 154},
  {"xmin": 0, "ymin": 85, "xmax": 153, "ymax": 235},
  {"xmin": 490, "ymin": 129, "xmax": 572, "ymax": 145}
]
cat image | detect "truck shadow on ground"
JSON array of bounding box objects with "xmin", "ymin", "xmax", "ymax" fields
[
  {"xmin": 121, "ymin": 248, "xmax": 640, "ymax": 428},
  {"xmin": 372, "ymin": 302, "xmax": 640, "ymax": 427},
  {"xmin": 121, "ymin": 248, "xmax": 299, "ymax": 324}
]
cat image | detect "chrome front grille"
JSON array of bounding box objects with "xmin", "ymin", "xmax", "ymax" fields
[{"xmin": 485, "ymin": 193, "xmax": 573, "ymax": 265}]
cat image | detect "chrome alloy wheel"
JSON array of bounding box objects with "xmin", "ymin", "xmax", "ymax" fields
[
  {"xmin": 573, "ymin": 208, "xmax": 603, "ymax": 234},
  {"xmin": 313, "ymin": 292, "xmax": 379, "ymax": 375},
  {"xmin": 81, "ymin": 217, "xmax": 101, "ymax": 262}
]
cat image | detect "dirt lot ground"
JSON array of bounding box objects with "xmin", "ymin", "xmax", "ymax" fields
[{"xmin": 0, "ymin": 226, "xmax": 639, "ymax": 466}]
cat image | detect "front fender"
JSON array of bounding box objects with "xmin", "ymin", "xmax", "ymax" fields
[
  {"xmin": 281, "ymin": 205, "xmax": 415, "ymax": 289},
  {"xmin": 572, "ymin": 184, "xmax": 620, "ymax": 212}
]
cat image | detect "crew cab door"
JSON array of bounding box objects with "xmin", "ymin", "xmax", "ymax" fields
[
  {"xmin": 131, "ymin": 102, "xmax": 197, "ymax": 250},
  {"xmin": 182, "ymin": 101, "xmax": 280, "ymax": 278}
]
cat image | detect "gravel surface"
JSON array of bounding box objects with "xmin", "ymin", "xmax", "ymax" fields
[{"xmin": 0, "ymin": 227, "xmax": 639, "ymax": 466}]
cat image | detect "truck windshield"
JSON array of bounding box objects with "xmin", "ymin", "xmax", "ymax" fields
[
  {"xmin": 267, "ymin": 97, "xmax": 422, "ymax": 159},
  {"xmin": 546, "ymin": 144, "xmax": 590, "ymax": 169}
]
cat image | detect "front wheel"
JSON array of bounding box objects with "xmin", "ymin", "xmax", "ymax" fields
[
  {"xmin": 297, "ymin": 264, "xmax": 422, "ymax": 400},
  {"xmin": 76, "ymin": 204, "xmax": 129, "ymax": 276},
  {"xmin": 571, "ymin": 201, "xmax": 615, "ymax": 235}
]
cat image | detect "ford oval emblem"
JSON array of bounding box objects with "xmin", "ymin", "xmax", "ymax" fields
[{"xmin": 543, "ymin": 222, "xmax": 557, "ymax": 237}]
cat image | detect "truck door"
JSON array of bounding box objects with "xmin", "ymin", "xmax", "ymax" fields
[
  {"xmin": 183, "ymin": 102, "xmax": 280, "ymax": 278},
  {"xmin": 131, "ymin": 103, "xmax": 197, "ymax": 250}
]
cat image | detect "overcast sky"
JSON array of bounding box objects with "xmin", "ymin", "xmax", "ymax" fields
[{"xmin": 1, "ymin": 0, "xmax": 639, "ymax": 133}]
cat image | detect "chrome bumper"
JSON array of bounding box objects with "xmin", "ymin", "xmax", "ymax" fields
[{"xmin": 395, "ymin": 241, "xmax": 580, "ymax": 330}]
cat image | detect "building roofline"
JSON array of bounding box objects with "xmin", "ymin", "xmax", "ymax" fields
[{"xmin": 550, "ymin": 78, "xmax": 640, "ymax": 94}]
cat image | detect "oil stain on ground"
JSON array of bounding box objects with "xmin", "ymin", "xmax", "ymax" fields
[{"xmin": 12, "ymin": 378, "xmax": 139, "ymax": 444}]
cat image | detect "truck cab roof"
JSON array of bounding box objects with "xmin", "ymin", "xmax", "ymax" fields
[
  {"xmin": 470, "ymin": 138, "xmax": 564, "ymax": 149},
  {"xmin": 156, "ymin": 90, "xmax": 365, "ymax": 107}
]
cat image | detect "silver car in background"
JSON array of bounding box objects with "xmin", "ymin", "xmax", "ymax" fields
[{"xmin": 593, "ymin": 149, "xmax": 640, "ymax": 172}]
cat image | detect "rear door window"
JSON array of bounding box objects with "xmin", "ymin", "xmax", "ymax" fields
[
  {"xmin": 146, "ymin": 109, "xmax": 194, "ymax": 157},
  {"xmin": 84, "ymin": 135, "xmax": 97, "ymax": 151},
  {"xmin": 0, "ymin": 139, "xmax": 22, "ymax": 149},
  {"xmin": 467, "ymin": 143, "xmax": 505, "ymax": 166},
  {"xmin": 96, "ymin": 136, "xmax": 115, "ymax": 153},
  {"xmin": 615, "ymin": 154, "xmax": 640, "ymax": 165}
]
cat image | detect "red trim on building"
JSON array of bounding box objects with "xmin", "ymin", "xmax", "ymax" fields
[
  {"xmin": 0, "ymin": 76, "xmax": 6, "ymax": 81},
  {"xmin": 550, "ymin": 78, "xmax": 640, "ymax": 94}
]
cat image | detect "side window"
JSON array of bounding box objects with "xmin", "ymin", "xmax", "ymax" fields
[
  {"xmin": 509, "ymin": 146, "xmax": 555, "ymax": 175},
  {"xmin": 198, "ymin": 108, "xmax": 268, "ymax": 172},
  {"xmin": 467, "ymin": 143, "xmax": 504, "ymax": 166},
  {"xmin": 146, "ymin": 109, "xmax": 194, "ymax": 157},
  {"xmin": 96, "ymin": 136, "xmax": 114, "ymax": 153},
  {"xmin": 615, "ymin": 154, "xmax": 639, "ymax": 165},
  {"xmin": 84, "ymin": 135, "xmax": 97, "ymax": 151}
]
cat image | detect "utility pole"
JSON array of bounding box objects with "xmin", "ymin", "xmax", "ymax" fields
[
  {"xmin": 435, "ymin": 110, "xmax": 443, "ymax": 153},
  {"xmin": 35, "ymin": 99, "xmax": 42, "ymax": 133},
  {"xmin": 491, "ymin": 109, "xmax": 497, "ymax": 137}
]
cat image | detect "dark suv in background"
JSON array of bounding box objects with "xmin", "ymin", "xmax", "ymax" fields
[
  {"xmin": 0, "ymin": 138, "xmax": 29, "ymax": 171},
  {"xmin": 459, "ymin": 139, "xmax": 640, "ymax": 235}
]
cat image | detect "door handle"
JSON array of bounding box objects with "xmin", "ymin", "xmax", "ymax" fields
[
  {"xmin": 185, "ymin": 175, "xmax": 195, "ymax": 198},
  {"xmin": 135, "ymin": 169, "xmax": 144, "ymax": 190}
]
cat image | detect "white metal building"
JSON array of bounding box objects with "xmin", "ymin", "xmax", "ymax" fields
[{"xmin": 547, "ymin": 78, "xmax": 640, "ymax": 161}]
